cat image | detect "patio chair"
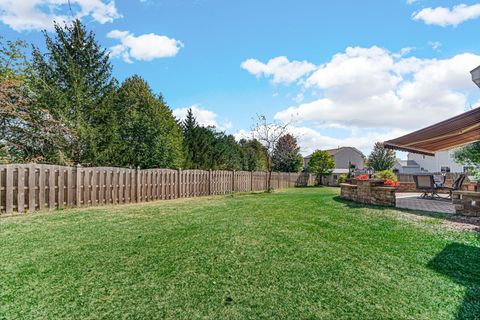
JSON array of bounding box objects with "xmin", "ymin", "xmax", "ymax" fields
[
  {"xmin": 413, "ymin": 174, "xmax": 440, "ymax": 199},
  {"xmin": 443, "ymin": 174, "xmax": 466, "ymax": 199},
  {"xmin": 433, "ymin": 174, "xmax": 446, "ymax": 188}
]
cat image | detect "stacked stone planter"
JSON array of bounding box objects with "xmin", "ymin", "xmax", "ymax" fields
[
  {"xmin": 452, "ymin": 191, "xmax": 480, "ymax": 217},
  {"xmin": 340, "ymin": 179, "xmax": 396, "ymax": 207}
]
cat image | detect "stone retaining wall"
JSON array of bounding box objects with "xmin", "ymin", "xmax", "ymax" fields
[
  {"xmin": 452, "ymin": 191, "xmax": 480, "ymax": 217},
  {"xmin": 340, "ymin": 179, "xmax": 396, "ymax": 207}
]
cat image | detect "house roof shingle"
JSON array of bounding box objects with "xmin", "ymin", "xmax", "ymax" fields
[
  {"xmin": 396, "ymin": 160, "xmax": 420, "ymax": 168},
  {"xmin": 305, "ymin": 146, "xmax": 365, "ymax": 159}
]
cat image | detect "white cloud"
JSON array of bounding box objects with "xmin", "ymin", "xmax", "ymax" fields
[
  {"xmin": 412, "ymin": 3, "xmax": 480, "ymax": 27},
  {"xmin": 0, "ymin": 0, "xmax": 121, "ymax": 31},
  {"xmin": 107, "ymin": 30, "xmax": 183, "ymax": 63},
  {"xmin": 428, "ymin": 41, "xmax": 442, "ymax": 51},
  {"xmin": 241, "ymin": 56, "xmax": 316, "ymax": 84},
  {"xmin": 172, "ymin": 105, "xmax": 232, "ymax": 131},
  {"xmin": 274, "ymin": 46, "xmax": 480, "ymax": 131}
]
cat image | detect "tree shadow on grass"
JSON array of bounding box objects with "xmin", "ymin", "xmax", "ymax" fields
[
  {"xmin": 427, "ymin": 239, "xmax": 480, "ymax": 320},
  {"xmin": 332, "ymin": 196, "xmax": 480, "ymax": 319}
]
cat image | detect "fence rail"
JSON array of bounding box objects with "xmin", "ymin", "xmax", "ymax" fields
[{"xmin": 0, "ymin": 164, "xmax": 315, "ymax": 215}]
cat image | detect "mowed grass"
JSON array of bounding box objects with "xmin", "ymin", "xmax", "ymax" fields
[{"xmin": 1, "ymin": 188, "xmax": 479, "ymax": 319}]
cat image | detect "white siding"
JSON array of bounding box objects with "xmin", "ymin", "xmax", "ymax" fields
[{"xmin": 407, "ymin": 149, "xmax": 465, "ymax": 173}]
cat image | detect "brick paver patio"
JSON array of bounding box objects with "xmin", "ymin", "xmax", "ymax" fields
[{"xmin": 396, "ymin": 193, "xmax": 455, "ymax": 214}]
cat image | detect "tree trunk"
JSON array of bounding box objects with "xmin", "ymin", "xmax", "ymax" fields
[{"xmin": 267, "ymin": 156, "xmax": 273, "ymax": 192}]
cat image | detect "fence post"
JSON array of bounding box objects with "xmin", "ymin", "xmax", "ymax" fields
[
  {"xmin": 136, "ymin": 166, "xmax": 141, "ymax": 203},
  {"xmin": 76, "ymin": 164, "xmax": 81, "ymax": 207},
  {"xmin": 177, "ymin": 168, "xmax": 182, "ymax": 198},
  {"xmin": 232, "ymin": 170, "xmax": 235, "ymax": 193},
  {"xmin": 208, "ymin": 169, "xmax": 212, "ymax": 195},
  {"xmin": 250, "ymin": 171, "xmax": 253, "ymax": 191}
]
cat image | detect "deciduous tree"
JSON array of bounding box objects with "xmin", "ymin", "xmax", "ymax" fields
[
  {"xmin": 0, "ymin": 37, "xmax": 70, "ymax": 164},
  {"xmin": 307, "ymin": 150, "xmax": 335, "ymax": 185},
  {"xmin": 454, "ymin": 142, "xmax": 480, "ymax": 167},
  {"xmin": 251, "ymin": 115, "xmax": 289, "ymax": 191},
  {"xmin": 239, "ymin": 138, "xmax": 268, "ymax": 171}
]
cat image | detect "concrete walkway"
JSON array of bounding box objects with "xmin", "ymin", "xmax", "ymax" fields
[{"xmin": 396, "ymin": 193, "xmax": 455, "ymax": 214}]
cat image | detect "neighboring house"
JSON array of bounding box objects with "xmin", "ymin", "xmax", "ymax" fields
[
  {"xmin": 393, "ymin": 159, "xmax": 423, "ymax": 174},
  {"xmin": 323, "ymin": 169, "xmax": 350, "ymax": 186},
  {"xmin": 407, "ymin": 149, "xmax": 466, "ymax": 173},
  {"xmin": 304, "ymin": 147, "xmax": 366, "ymax": 185}
]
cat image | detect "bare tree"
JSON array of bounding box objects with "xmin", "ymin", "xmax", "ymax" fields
[{"xmin": 251, "ymin": 115, "xmax": 290, "ymax": 192}]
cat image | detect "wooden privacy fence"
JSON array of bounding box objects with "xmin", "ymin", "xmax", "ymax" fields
[{"xmin": 0, "ymin": 164, "xmax": 316, "ymax": 215}]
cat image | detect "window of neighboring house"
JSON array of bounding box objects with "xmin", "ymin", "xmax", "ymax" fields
[
  {"xmin": 333, "ymin": 175, "xmax": 338, "ymax": 180},
  {"xmin": 441, "ymin": 166, "xmax": 451, "ymax": 173}
]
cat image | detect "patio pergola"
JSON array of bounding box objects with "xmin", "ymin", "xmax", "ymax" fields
[
  {"xmin": 384, "ymin": 107, "xmax": 480, "ymax": 156},
  {"xmin": 383, "ymin": 106, "xmax": 480, "ymax": 216}
]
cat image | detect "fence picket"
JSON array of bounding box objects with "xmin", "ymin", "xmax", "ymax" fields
[
  {"xmin": 28, "ymin": 164, "xmax": 36, "ymax": 212},
  {"xmin": 39, "ymin": 165, "xmax": 45, "ymax": 210},
  {"xmin": 48, "ymin": 167, "xmax": 56, "ymax": 209},
  {"xmin": 76, "ymin": 166, "xmax": 81, "ymax": 207},
  {"xmin": 5, "ymin": 165, "xmax": 13, "ymax": 214},
  {"xmin": 58, "ymin": 167, "xmax": 64, "ymax": 209},
  {"xmin": 67, "ymin": 167, "xmax": 73, "ymax": 207},
  {"xmin": 16, "ymin": 165, "xmax": 25, "ymax": 213}
]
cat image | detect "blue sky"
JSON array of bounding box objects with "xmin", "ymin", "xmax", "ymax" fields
[{"xmin": 1, "ymin": 0, "xmax": 480, "ymax": 156}]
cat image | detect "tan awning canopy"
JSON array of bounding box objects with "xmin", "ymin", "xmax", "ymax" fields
[{"xmin": 384, "ymin": 107, "xmax": 480, "ymax": 156}]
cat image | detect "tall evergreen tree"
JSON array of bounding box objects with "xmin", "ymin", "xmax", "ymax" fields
[
  {"xmin": 30, "ymin": 19, "xmax": 117, "ymax": 164},
  {"xmin": 214, "ymin": 134, "xmax": 243, "ymax": 170},
  {"xmin": 239, "ymin": 139, "xmax": 268, "ymax": 171},
  {"xmin": 111, "ymin": 76, "xmax": 184, "ymax": 169},
  {"xmin": 367, "ymin": 142, "xmax": 396, "ymax": 171},
  {"xmin": 182, "ymin": 109, "xmax": 203, "ymax": 169},
  {"xmin": 182, "ymin": 109, "xmax": 245, "ymax": 170},
  {"xmin": 272, "ymin": 134, "xmax": 303, "ymax": 172}
]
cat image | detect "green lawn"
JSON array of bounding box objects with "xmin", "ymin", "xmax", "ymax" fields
[{"xmin": 1, "ymin": 188, "xmax": 479, "ymax": 319}]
